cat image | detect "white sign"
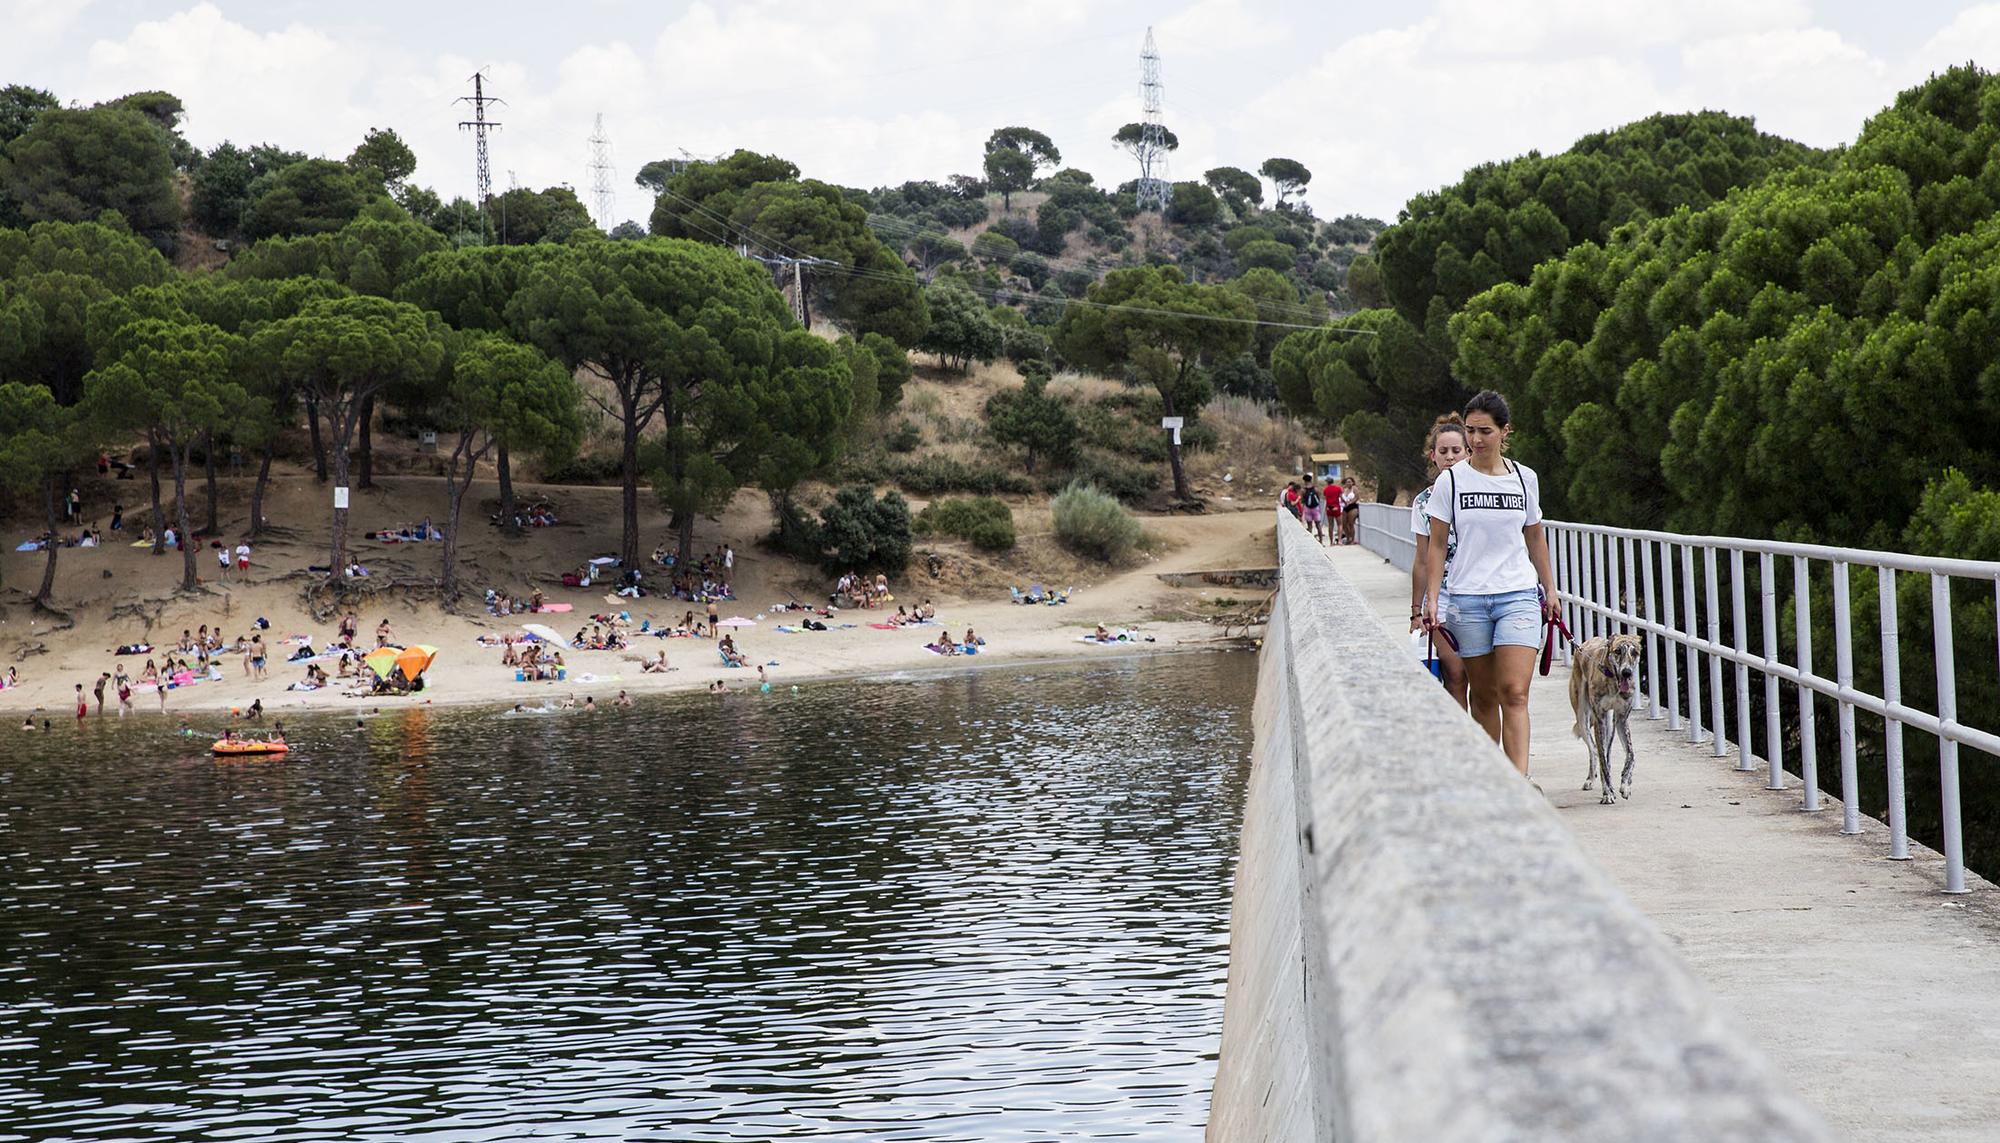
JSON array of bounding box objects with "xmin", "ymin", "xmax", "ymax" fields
[
  {"xmin": 1160, "ymin": 416, "xmax": 1184, "ymax": 429},
  {"xmin": 334, "ymin": 486, "xmax": 349, "ymax": 509}
]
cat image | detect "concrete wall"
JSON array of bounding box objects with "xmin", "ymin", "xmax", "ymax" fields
[{"xmin": 1209, "ymin": 510, "xmax": 1829, "ymax": 1143}]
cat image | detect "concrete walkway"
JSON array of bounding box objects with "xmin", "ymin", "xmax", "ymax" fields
[{"xmin": 1322, "ymin": 541, "xmax": 2000, "ymax": 1143}]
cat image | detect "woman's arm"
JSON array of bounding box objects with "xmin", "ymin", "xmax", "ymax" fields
[
  {"xmin": 1524, "ymin": 522, "xmax": 1559, "ymax": 619},
  {"xmin": 1422, "ymin": 516, "xmax": 1450, "ymax": 627},
  {"xmin": 1410, "ymin": 532, "xmax": 1430, "ymax": 631}
]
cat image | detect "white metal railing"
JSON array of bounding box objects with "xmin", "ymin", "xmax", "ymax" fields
[
  {"xmin": 1354, "ymin": 508, "xmax": 1999, "ymax": 894},
  {"xmin": 1357, "ymin": 502, "xmax": 1416, "ymax": 573}
]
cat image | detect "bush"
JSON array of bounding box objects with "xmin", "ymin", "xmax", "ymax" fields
[
  {"xmin": 1051, "ymin": 481, "xmax": 1144, "ymax": 562},
  {"xmin": 887, "ymin": 419, "xmax": 922, "ymax": 453},
  {"xmin": 915, "ymin": 496, "xmax": 1016, "ymax": 551},
  {"xmin": 1055, "ymin": 452, "xmax": 1160, "ymax": 502},
  {"xmin": 819, "ymin": 485, "xmax": 913, "ymax": 573},
  {"xmin": 891, "ymin": 454, "xmax": 1034, "ymax": 496},
  {"xmin": 542, "ymin": 448, "xmax": 623, "ymax": 484}
]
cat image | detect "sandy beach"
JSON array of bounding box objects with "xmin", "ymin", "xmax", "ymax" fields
[{"xmin": 0, "ymin": 467, "xmax": 1277, "ymax": 724}]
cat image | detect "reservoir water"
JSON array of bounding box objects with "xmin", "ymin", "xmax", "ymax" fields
[{"xmin": 0, "ymin": 651, "xmax": 1255, "ymax": 1141}]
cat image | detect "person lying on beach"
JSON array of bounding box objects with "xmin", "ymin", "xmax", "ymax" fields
[{"xmin": 641, "ymin": 650, "xmax": 671, "ymax": 673}]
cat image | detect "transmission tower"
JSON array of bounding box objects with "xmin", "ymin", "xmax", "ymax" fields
[
  {"xmin": 1134, "ymin": 27, "xmax": 1170, "ymax": 212},
  {"xmin": 586, "ymin": 113, "xmax": 617, "ymax": 229},
  {"xmin": 455, "ymin": 70, "xmax": 504, "ymax": 207}
]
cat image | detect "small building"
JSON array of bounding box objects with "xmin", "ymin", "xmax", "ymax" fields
[{"xmin": 1309, "ymin": 451, "xmax": 1350, "ymax": 484}]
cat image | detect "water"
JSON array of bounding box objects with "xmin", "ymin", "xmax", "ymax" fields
[{"xmin": 0, "ymin": 651, "xmax": 1256, "ymax": 1141}]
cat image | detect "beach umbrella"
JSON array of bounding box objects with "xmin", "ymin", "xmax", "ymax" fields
[
  {"xmin": 363, "ymin": 647, "xmax": 400, "ymax": 678},
  {"xmin": 717, "ymin": 616, "xmax": 758, "ymax": 628},
  {"xmin": 522, "ymin": 622, "xmax": 564, "ymax": 643},
  {"xmin": 397, "ymin": 644, "xmax": 439, "ymax": 679}
]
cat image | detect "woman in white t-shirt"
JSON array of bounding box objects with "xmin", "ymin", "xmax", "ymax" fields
[
  {"xmin": 1409, "ymin": 413, "xmax": 1470, "ymax": 707},
  {"xmin": 1419, "ymin": 390, "xmax": 1559, "ymax": 776}
]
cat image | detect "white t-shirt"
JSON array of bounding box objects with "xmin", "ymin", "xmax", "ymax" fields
[{"xmin": 1423, "ymin": 460, "xmax": 1542, "ymax": 596}]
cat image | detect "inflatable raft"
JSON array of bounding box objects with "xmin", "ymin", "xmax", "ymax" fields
[{"xmin": 211, "ymin": 739, "xmax": 289, "ymax": 757}]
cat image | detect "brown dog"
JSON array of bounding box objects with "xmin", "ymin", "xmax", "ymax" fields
[{"xmin": 1569, "ymin": 634, "xmax": 1644, "ymax": 804}]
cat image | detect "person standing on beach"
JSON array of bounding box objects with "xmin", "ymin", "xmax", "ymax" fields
[
  {"xmin": 706, "ymin": 599, "xmax": 719, "ymax": 638},
  {"xmin": 216, "ymin": 543, "xmax": 230, "ymax": 582},
  {"xmin": 235, "ymin": 540, "xmax": 251, "ymax": 578},
  {"xmin": 93, "ymin": 672, "xmax": 109, "ymax": 715}
]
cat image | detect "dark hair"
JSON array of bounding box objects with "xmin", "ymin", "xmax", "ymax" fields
[{"xmin": 1463, "ymin": 389, "xmax": 1511, "ymax": 427}]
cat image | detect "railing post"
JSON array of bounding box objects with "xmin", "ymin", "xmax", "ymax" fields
[
  {"xmin": 1704, "ymin": 545, "xmax": 1727, "ymax": 758},
  {"xmin": 1556, "ymin": 527, "xmax": 1574, "ymax": 664},
  {"xmin": 1761, "ymin": 552, "xmax": 1784, "ymax": 790},
  {"xmin": 1682, "ymin": 543, "xmax": 1704, "ymax": 745},
  {"xmin": 1642, "ymin": 537, "xmax": 1663, "ymax": 720},
  {"xmin": 1593, "ymin": 531, "xmax": 1609, "ymax": 641},
  {"xmin": 1932, "ymin": 574, "xmax": 1968, "ymax": 893},
  {"xmin": 1730, "ymin": 549, "xmax": 1754, "ymax": 772},
  {"xmin": 1622, "ymin": 535, "xmax": 1639, "ymax": 639},
  {"xmin": 1796, "ymin": 556, "xmax": 1821, "ymax": 813},
  {"xmin": 1881, "ymin": 569, "xmax": 1909, "ymax": 859},
  {"xmin": 1833, "ymin": 561, "xmax": 1861, "ymax": 835},
  {"xmin": 1662, "ymin": 541, "xmax": 1682, "ymax": 730}
]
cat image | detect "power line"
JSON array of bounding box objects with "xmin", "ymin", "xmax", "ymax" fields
[{"xmin": 454, "ymin": 70, "xmax": 504, "ymax": 210}]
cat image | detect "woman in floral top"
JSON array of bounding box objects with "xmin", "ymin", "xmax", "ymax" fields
[{"xmin": 1411, "ymin": 414, "xmax": 1471, "ymax": 706}]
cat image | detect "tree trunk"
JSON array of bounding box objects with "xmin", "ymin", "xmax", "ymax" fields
[
  {"xmin": 327, "ymin": 393, "xmax": 368, "ymax": 576},
  {"xmin": 1161, "ymin": 388, "xmax": 1192, "ymax": 501},
  {"xmin": 441, "ymin": 433, "xmax": 478, "ymax": 598},
  {"xmin": 35, "ymin": 475, "xmax": 60, "ymax": 605},
  {"xmin": 620, "ymin": 390, "xmax": 641, "ymax": 569},
  {"xmin": 203, "ymin": 431, "xmax": 219, "ymax": 536},
  {"xmin": 496, "ymin": 441, "xmax": 520, "ymax": 539},
  {"xmin": 357, "ymin": 393, "xmax": 375, "ymax": 489},
  {"xmin": 147, "ymin": 432, "xmax": 166, "ymax": 555},
  {"xmin": 173, "ymin": 444, "xmax": 198, "ymax": 592},
  {"xmin": 249, "ymin": 441, "xmax": 274, "ymax": 538},
  {"xmin": 306, "ymin": 394, "xmax": 328, "ymax": 481},
  {"xmin": 676, "ymin": 509, "xmax": 696, "ymax": 568}
]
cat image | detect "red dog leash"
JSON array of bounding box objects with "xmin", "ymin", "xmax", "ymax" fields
[{"xmin": 1539, "ymin": 587, "xmax": 1575, "ymax": 676}]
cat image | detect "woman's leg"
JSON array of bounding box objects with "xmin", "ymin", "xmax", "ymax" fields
[
  {"xmin": 1463, "ymin": 653, "xmax": 1502, "ymax": 744},
  {"xmin": 1490, "ymin": 644, "xmax": 1539, "ymax": 773},
  {"xmin": 1435, "ymin": 638, "xmax": 1470, "ymax": 709}
]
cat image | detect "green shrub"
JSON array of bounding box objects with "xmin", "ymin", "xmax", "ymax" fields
[
  {"xmin": 1054, "ymin": 452, "xmax": 1160, "ymax": 503},
  {"xmin": 1051, "ymin": 481, "xmax": 1143, "ymax": 562},
  {"xmin": 915, "ymin": 496, "xmax": 1016, "ymax": 551},
  {"xmin": 886, "ymin": 419, "xmax": 923, "ymax": 453},
  {"xmin": 818, "ymin": 485, "xmax": 913, "ymax": 573},
  {"xmin": 891, "ymin": 454, "xmax": 1034, "ymax": 496},
  {"xmin": 542, "ymin": 448, "xmax": 623, "ymax": 484}
]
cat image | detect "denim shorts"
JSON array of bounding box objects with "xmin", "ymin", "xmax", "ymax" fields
[{"xmin": 1441, "ymin": 587, "xmax": 1542, "ymax": 657}]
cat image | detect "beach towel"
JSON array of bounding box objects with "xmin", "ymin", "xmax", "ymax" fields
[
  {"xmin": 588, "ymin": 556, "xmax": 619, "ymax": 566},
  {"xmin": 775, "ymin": 625, "xmax": 805, "ymax": 633},
  {"xmin": 868, "ymin": 622, "xmax": 899, "ymax": 630},
  {"xmin": 534, "ymin": 603, "xmax": 573, "ymax": 613},
  {"xmin": 14, "ymin": 541, "xmax": 39, "ymax": 551}
]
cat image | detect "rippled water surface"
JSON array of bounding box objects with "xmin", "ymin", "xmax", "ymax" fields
[{"xmin": 0, "ymin": 652, "xmax": 1255, "ymax": 1141}]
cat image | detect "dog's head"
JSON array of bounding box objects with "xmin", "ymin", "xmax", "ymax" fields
[{"xmin": 1606, "ymin": 633, "xmax": 1643, "ymax": 697}]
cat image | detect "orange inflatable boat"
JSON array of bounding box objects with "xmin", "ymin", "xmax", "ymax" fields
[{"xmin": 211, "ymin": 739, "xmax": 289, "ymax": 757}]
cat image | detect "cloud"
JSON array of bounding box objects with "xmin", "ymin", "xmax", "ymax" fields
[
  {"xmin": 79, "ymin": 3, "xmax": 369, "ymax": 152},
  {"xmin": 1157, "ymin": 0, "xmax": 1289, "ymax": 58},
  {"xmin": 0, "ymin": 0, "xmax": 96, "ymax": 76}
]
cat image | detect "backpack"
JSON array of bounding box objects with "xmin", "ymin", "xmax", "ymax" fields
[{"xmin": 1301, "ymin": 487, "xmax": 1321, "ymax": 509}]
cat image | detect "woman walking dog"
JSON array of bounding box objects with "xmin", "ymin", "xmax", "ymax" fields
[
  {"xmin": 1419, "ymin": 390, "xmax": 1559, "ymax": 777},
  {"xmin": 1410, "ymin": 414, "xmax": 1471, "ymax": 708}
]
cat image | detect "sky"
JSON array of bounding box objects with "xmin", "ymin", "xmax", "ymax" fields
[{"xmin": 4, "ymin": 0, "xmax": 1999, "ymax": 227}]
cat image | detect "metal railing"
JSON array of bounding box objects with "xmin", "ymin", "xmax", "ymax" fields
[
  {"xmin": 1354, "ymin": 506, "xmax": 2000, "ymax": 894},
  {"xmin": 1356, "ymin": 503, "xmax": 1416, "ymax": 572}
]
